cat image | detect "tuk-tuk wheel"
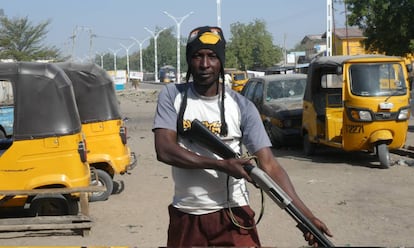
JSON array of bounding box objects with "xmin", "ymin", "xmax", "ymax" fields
[
  {"xmin": 376, "ymin": 143, "xmax": 390, "ymax": 169},
  {"xmin": 29, "ymin": 194, "xmax": 79, "ymax": 216},
  {"xmin": 89, "ymin": 169, "xmax": 113, "ymax": 202},
  {"xmin": 303, "ymin": 133, "xmax": 316, "ymax": 156}
]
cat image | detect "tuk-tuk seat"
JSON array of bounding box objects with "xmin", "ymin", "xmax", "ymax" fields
[
  {"xmin": 314, "ymin": 89, "xmax": 343, "ymax": 121},
  {"xmin": 326, "ymin": 92, "xmax": 343, "ymax": 107},
  {"xmin": 313, "ymin": 92, "xmax": 327, "ymax": 122}
]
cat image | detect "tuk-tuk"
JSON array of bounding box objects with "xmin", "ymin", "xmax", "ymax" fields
[
  {"xmin": 0, "ymin": 62, "xmax": 90, "ymax": 215},
  {"xmin": 56, "ymin": 62, "xmax": 137, "ymax": 202},
  {"xmin": 224, "ymin": 69, "xmax": 249, "ymax": 92},
  {"xmin": 302, "ymin": 55, "xmax": 411, "ymax": 169}
]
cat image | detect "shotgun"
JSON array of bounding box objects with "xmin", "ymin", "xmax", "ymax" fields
[{"xmin": 184, "ymin": 119, "xmax": 334, "ymax": 247}]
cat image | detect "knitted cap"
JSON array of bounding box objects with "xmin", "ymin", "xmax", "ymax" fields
[{"xmin": 186, "ymin": 26, "xmax": 226, "ymax": 79}]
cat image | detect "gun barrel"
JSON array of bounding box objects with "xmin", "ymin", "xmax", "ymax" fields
[
  {"xmin": 244, "ymin": 164, "xmax": 334, "ymax": 247},
  {"xmin": 244, "ymin": 164, "xmax": 292, "ymax": 209},
  {"xmin": 289, "ymin": 204, "xmax": 335, "ymax": 247}
]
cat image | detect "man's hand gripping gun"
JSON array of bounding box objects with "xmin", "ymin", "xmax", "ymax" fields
[{"xmin": 186, "ymin": 119, "xmax": 334, "ymax": 247}]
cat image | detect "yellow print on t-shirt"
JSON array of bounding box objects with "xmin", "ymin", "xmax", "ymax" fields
[{"xmin": 183, "ymin": 119, "xmax": 221, "ymax": 135}]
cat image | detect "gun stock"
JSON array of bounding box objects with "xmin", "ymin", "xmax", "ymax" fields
[
  {"xmin": 186, "ymin": 119, "xmax": 237, "ymax": 159},
  {"xmin": 186, "ymin": 119, "xmax": 334, "ymax": 247}
]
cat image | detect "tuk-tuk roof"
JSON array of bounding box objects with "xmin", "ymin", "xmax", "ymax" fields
[
  {"xmin": 0, "ymin": 62, "xmax": 81, "ymax": 140},
  {"xmin": 304, "ymin": 55, "xmax": 404, "ymax": 101},
  {"xmin": 310, "ymin": 55, "xmax": 404, "ymax": 71},
  {"xmin": 56, "ymin": 62, "xmax": 121, "ymax": 123}
]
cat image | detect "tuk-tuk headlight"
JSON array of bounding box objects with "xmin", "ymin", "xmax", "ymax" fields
[
  {"xmin": 348, "ymin": 108, "xmax": 373, "ymax": 122},
  {"xmin": 358, "ymin": 110, "xmax": 373, "ymax": 121},
  {"xmin": 397, "ymin": 108, "xmax": 409, "ymax": 120}
]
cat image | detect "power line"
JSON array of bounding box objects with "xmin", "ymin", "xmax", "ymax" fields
[{"xmin": 94, "ymin": 34, "xmax": 133, "ymax": 41}]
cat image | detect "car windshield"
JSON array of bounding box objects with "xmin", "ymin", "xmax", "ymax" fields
[
  {"xmin": 349, "ymin": 63, "xmax": 407, "ymax": 97},
  {"xmin": 266, "ymin": 78, "xmax": 306, "ymax": 100}
]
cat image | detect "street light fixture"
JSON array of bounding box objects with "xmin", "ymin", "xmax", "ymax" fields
[
  {"xmin": 120, "ymin": 42, "xmax": 136, "ymax": 83},
  {"xmin": 144, "ymin": 27, "xmax": 167, "ymax": 82},
  {"xmin": 163, "ymin": 11, "xmax": 194, "ymax": 83},
  {"xmin": 130, "ymin": 36, "xmax": 151, "ymax": 73}
]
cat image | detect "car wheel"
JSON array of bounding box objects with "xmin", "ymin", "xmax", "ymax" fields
[
  {"xmin": 303, "ymin": 133, "xmax": 316, "ymax": 156},
  {"xmin": 89, "ymin": 169, "xmax": 113, "ymax": 202},
  {"xmin": 264, "ymin": 122, "xmax": 280, "ymax": 148},
  {"xmin": 0, "ymin": 130, "xmax": 6, "ymax": 139}
]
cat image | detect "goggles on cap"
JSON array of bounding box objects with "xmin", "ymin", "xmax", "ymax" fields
[{"xmin": 187, "ymin": 27, "xmax": 223, "ymax": 45}]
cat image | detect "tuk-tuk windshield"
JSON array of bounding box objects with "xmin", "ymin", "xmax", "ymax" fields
[
  {"xmin": 234, "ymin": 73, "xmax": 247, "ymax": 80},
  {"xmin": 349, "ymin": 63, "xmax": 406, "ymax": 97}
]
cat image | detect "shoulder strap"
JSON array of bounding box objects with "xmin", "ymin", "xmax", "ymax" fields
[
  {"xmin": 176, "ymin": 84, "xmax": 189, "ymax": 135},
  {"xmin": 177, "ymin": 82, "xmax": 228, "ymax": 137}
]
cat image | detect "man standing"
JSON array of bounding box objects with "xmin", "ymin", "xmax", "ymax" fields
[{"xmin": 153, "ymin": 26, "xmax": 332, "ymax": 247}]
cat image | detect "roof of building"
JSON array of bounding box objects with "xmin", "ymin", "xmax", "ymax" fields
[
  {"xmin": 322, "ymin": 27, "xmax": 365, "ymax": 39},
  {"xmin": 300, "ymin": 34, "xmax": 324, "ymax": 44}
]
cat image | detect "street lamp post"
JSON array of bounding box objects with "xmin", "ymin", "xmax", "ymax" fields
[
  {"xmin": 163, "ymin": 11, "xmax": 194, "ymax": 84},
  {"xmin": 120, "ymin": 42, "xmax": 136, "ymax": 83},
  {"xmin": 144, "ymin": 27, "xmax": 167, "ymax": 82},
  {"xmin": 131, "ymin": 36, "xmax": 150, "ymax": 73},
  {"xmin": 96, "ymin": 52, "xmax": 105, "ymax": 68},
  {"xmin": 216, "ymin": 0, "xmax": 221, "ymax": 27},
  {"xmin": 108, "ymin": 48, "xmax": 122, "ymax": 72},
  {"xmin": 326, "ymin": 0, "xmax": 333, "ymax": 56}
]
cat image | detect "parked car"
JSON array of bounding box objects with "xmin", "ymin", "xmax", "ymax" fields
[{"xmin": 241, "ymin": 74, "xmax": 307, "ymax": 147}]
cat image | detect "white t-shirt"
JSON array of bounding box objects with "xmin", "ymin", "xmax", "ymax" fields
[{"xmin": 153, "ymin": 82, "xmax": 271, "ymax": 215}]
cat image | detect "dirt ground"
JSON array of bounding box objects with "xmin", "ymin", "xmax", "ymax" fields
[{"xmin": 1, "ymin": 85, "xmax": 414, "ymax": 247}]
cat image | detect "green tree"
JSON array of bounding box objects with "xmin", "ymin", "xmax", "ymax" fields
[
  {"xmin": 0, "ymin": 16, "xmax": 61, "ymax": 61},
  {"xmin": 346, "ymin": 0, "xmax": 414, "ymax": 56},
  {"xmin": 226, "ymin": 19, "xmax": 282, "ymax": 70}
]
